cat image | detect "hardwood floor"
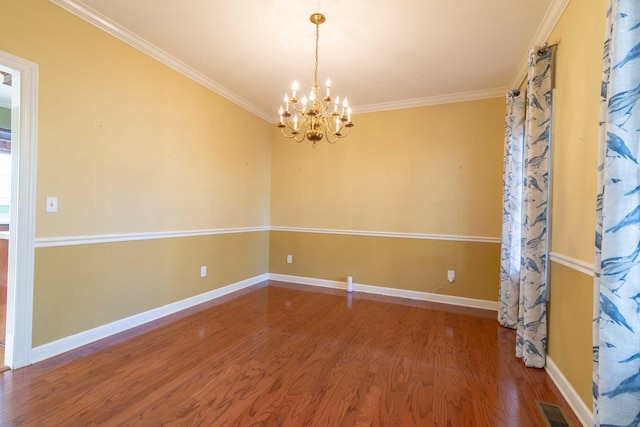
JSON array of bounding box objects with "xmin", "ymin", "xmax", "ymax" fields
[{"xmin": 0, "ymin": 281, "xmax": 581, "ymax": 426}]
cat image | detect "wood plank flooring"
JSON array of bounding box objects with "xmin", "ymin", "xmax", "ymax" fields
[{"xmin": 0, "ymin": 281, "xmax": 581, "ymax": 426}]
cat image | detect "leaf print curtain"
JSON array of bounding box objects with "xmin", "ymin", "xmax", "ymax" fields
[
  {"xmin": 499, "ymin": 91, "xmax": 525, "ymax": 329},
  {"xmin": 593, "ymin": 1, "xmax": 640, "ymax": 425},
  {"xmin": 499, "ymin": 47, "xmax": 553, "ymax": 369}
]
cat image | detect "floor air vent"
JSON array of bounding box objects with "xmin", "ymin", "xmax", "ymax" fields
[{"xmin": 536, "ymin": 401, "xmax": 572, "ymax": 427}]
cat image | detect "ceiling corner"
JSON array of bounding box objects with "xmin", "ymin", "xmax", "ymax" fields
[{"xmin": 509, "ymin": 0, "xmax": 571, "ymax": 89}]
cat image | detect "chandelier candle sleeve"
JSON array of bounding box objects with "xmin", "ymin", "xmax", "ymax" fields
[{"xmin": 276, "ymin": 13, "xmax": 354, "ymax": 145}]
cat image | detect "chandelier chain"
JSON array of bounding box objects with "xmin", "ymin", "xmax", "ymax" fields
[{"xmin": 314, "ymin": 22, "xmax": 319, "ymax": 85}]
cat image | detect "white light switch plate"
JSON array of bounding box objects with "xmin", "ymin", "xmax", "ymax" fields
[{"xmin": 46, "ymin": 197, "xmax": 58, "ymax": 213}]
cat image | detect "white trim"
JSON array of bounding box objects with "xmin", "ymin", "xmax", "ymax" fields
[
  {"xmin": 48, "ymin": 0, "xmax": 272, "ymax": 123},
  {"xmin": 352, "ymin": 87, "xmax": 508, "ymax": 115},
  {"xmin": 271, "ymin": 226, "xmax": 500, "ymax": 244},
  {"xmin": 509, "ymin": 0, "xmax": 571, "ymax": 89},
  {"xmin": 0, "ymin": 51, "xmax": 38, "ymax": 369},
  {"xmin": 35, "ymin": 226, "xmax": 270, "ymax": 248},
  {"xmin": 33, "ymin": 226, "xmax": 499, "ymax": 248},
  {"xmin": 30, "ymin": 273, "xmax": 269, "ymax": 364},
  {"xmin": 549, "ymin": 252, "xmax": 595, "ymax": 277},
  {"xmin": 0, "ymin": 99, "xmax": 10, "ymax": 109},
  {"xmin": 545, "ymin": 356, "xmax": 592, "ymax": 427},
  {"xmin": 270, "ymin": 274, "xmax": 346, "ymax": 290},
  {"xmin": 268, "ymin": 273, "xmax": 498, "ymax": 311}
]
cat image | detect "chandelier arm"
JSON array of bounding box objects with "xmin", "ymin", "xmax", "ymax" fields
[
  {"xmin": 318, "ymin": 100, "xmax": 329, "ymax": 115},
  {"xmin": 280, "ymin": 127, "xmax": 307, "ymax": 143},
  {"xmin": 281, "ymin": 120, "xmax": 299, "ymax": 134},
  {"xmin": 325, "ymin": 132, "xmax": 339, "ymax": 144},
  {"xmin": 282, "ymin": 112, "xmax": 313, "ymax": 132},
  {"xmin": 339, "ymin": 125, "xmax": 352, "ymax": 138},
  {"xmin": 291, "ymin": 104, "xmax": 308, "ymax": 114},
  {"xmin": 323, "ymin": 113, "xmax": 350, "ymax": 137},
  {"xmin": 280, "ymin": 128, "xmax": 298, "ymax": 139},
  {"xmin": 320, "ymin": 115, "xmax": 338, "ymax": 138}
]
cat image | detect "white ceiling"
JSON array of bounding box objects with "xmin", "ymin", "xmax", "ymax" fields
[{"xmin": 42, "ymin": 1, "xmax": 563, "ymax": 121}]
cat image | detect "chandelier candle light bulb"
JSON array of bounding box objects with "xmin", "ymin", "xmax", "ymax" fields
[{"xmin": 276, "ymin": 13, "xmax": 354, "ymax": 146}]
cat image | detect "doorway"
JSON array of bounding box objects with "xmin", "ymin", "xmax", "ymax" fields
[
  {"xmin": 0, "ymin": 50, "xmax": 38, "ymax": 370},
  {"xmin": 0, "ymin": 73, "xmax": 11, "ymax": 369}
]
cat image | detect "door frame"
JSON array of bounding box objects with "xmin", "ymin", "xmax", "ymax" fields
[{"xmin": 0, "ymin": 50, "xmax": 38, "ymax": 369}]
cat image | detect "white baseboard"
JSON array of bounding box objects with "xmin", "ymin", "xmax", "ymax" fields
[
  {"xmin": 268, "ymin": 273, "xmax": 498, "ymax": 311},
  {"xmin": 545, "ymin": 356, "xmax": 593, "ymax": 426},
  {"xmin": 29, "ymin": 273, "xmax": 269, "ymax": 364}
]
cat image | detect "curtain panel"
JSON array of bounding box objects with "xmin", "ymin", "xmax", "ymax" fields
[
  {"xmin": 499, "ymin": 91, "xmax": 525, "ymax": 329},
  {"xmin": 593, "ymin": 1, "xmax": 640, "ymax": 425},
  {"xmin": 499, "ymin": 47, "xmax": 553, "ymax": 369}
]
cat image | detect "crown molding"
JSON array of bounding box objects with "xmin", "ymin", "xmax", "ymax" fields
[
  {"xmin": 509, "ymin": 0, "xmax": 571, "ymax": 89},
  {"xmin": 351, "ymin": 87, "xmax": 508, "ymax": 115},
  {"xmin": 48, "ymin": 0, "xmax": 273, "ymax": 123}
]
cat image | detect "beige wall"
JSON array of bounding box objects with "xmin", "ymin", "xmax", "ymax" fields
[
  {"xmin": 33, "ymin": 232, "xmax": 269, "ymax": 346},
  {"xmin": 1, "ymin": 0, "xmax": 272, "ymax": 238},
  {"xmin": 0, "ymin": 0, "xmax": 272, "ymax": 346},
  {"xmin": 549, "ymin": 0, "xmax": 606, "ymax": 261},
  {"xmin": 547, "ymin": 263, "xmax": 593, "ymax": 409},
  {"xmin": 270, "ymin": 231, "xmax": 499, "ymax": 301},
  {"xmin": 270, "ymin": 98, "xmax": 504, "ymax": 298},
  {"xmin": 272, "ymin": 99, "xmax": 504, "ymax": 236},
  {"xmin": 546, "ymin": 0, "xmax": 607, "ymax": 411}
]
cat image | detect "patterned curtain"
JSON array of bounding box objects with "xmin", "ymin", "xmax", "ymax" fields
[
  {"xmin": 499, "ymin": 47, "xmax": 553, "ymax": 369},
  {"xmin": 499, "ymin": 91, "xmax": 525, "ymax": 328},
  {"xmin": 593, "ymin": 1, "xmax": 640, "ymax": 425}
]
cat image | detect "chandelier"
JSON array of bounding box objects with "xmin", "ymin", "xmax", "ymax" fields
[{"xmin": 277, "ymin": 13, "xmax": 354, "ymax": 146}]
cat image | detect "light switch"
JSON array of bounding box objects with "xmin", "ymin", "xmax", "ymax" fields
[{"xmin": 46, "ymin": 197, "xmax": 58, "ymax": 213}]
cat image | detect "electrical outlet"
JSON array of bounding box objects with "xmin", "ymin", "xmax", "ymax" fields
[
  {"xmin": 201, "ymin": 266, "xmax": 207, "ymax": 277},
  {"xmin": 287, "ymin": 255, "xmax": 293, "ymax": 264},
  {"xmin": 447, "ymin": 270, "xmax": 455, "ymax": 283}
]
